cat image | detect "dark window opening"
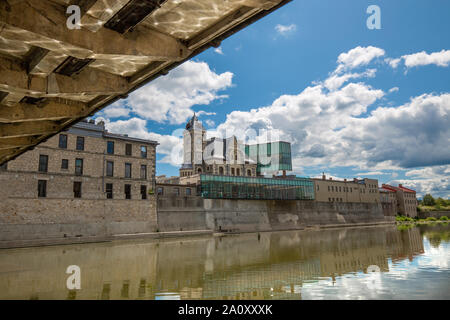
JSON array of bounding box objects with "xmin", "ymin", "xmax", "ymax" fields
[
  {"xmin": 141, "ymin": 185, "xmax": 147, "ymax": 200},
  {"xmin": 125, "ymin": 163, "xmax": 132, "ymax": 178},
  {"xmin": 125, "ymin": 184, "xmax": 131, "ymax": 199},
  {"xmin": 106, "ymin": 183, "xmax": 113, "ymax": 199},
  {"xmin": 106, "ymin": 161, "xmax": 114, "ymax": 177},
  {"xmin": 61, "ymin": 159, "xmax": 68, "ymax": 170},
  {"xmin": 38, "ymin": 155, "xmax": 48, "ymax": 172},
  {"xmin": 174, "ymin": 187, "xmax": 180, "ymax": 196},
  {"xmin": 0, "ymin": 162, "xmax": 7, "ymax": 171},
  {"xmin": 73, "ymin": 181, "xmax": 82, "ymax": 198},
  {"xmin": 186, "ymin": 188, "xmax": 191, "ymax": 196},
  {"xmin": 140, "ymin": 165, "xmax": 147, "ymax": 180},
  {"xmin": 59, "ymin": 134, "xmax": 67, "ymax": 149},
  {"xmin": 76, "ymin": 136, "xmax": 85, "ymax": 151},
  {"xmin": 157, "ymin": 187, "xmax": 164, "ymax": 195},
  {"xmin": 75, "ymin": 158, "xmax": 83, "ymax": 176},
  {"xmin": 38, "ymin": 180, "xmax": 47, "ymax": 197},
  {"xmin": 125, "ymin": 143, "xmax": 132, "ymax": 156},
  {"xmin": 107, "ymin": 141, "xmax": 114, "ymax": 154}
]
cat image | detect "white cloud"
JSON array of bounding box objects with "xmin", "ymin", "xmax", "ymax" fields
[
  {"xmin": 105, "ymin": 61, "xmax": 233, "ymax": 124},
  {"xmin": 386, "ymin": 49, "xmax": 450, "ymax": 70},
  {"xmin": 388, "ymin": 87, "xmax": 399, "ymax": 93},
  {"xmin": 398, "ymin": 165, "xmax": 450, "ymax": 198},
  {"xmin": 356, "ymin": 171, "xmax": 388, "ymax": 176},
  {"xmin": 214, "ymin": 47, "xmax": 224, "ymax": 55},
  {"xmin": 205, "ymin": 119, "xmax": 215, "ymax": 127},
  {"xmin": 275, "ymin": 24, "xmax": 297, "ymax": 36},
  {"xmin": 402, "ymin": 49, "xmax": 450, "ymax": 68},
  {"xmin": 335, "ymin": 46, "xmax": 385, "ymax": 73}
]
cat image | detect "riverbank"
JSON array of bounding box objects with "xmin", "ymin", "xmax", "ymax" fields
[{"xmin": 0, "ymin": 220, "xmax": 395, "ymax": 249}]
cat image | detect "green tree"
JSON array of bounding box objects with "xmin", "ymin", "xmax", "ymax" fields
[{"xmin": 422, "ymin": 194, "xmax": 435, "ymax": 206}]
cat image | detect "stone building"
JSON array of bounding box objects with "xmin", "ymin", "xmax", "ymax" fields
[
  {"xmin": 312, "ymin": 174, "xmax": 380, "ymax": 204},
  {"xmin": 381, "ymin": 184, "xmax": 418, "ymax": 217},
  {"xmin": 379, "ymin": 188, "xmax": 398, "ymax": 217},
  {"xmin": 179, "ymin": 114, "xmax": 292, "ymax": 178},
  {"xmin": 0, "ymin": 119, "xmax": 159, "ymax": 243}
]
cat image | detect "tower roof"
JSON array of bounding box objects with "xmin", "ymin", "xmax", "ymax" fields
[{"xmin": 185, "ymin": 113, "xmax": 203, "ymax": 130}]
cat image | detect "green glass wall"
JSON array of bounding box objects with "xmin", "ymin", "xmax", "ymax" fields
[
  {"xmin": 245, "ymin": 141, "xmax": 292, "ymax": 174},
  {"xmin": 200, "ymin": 174, "xmax": 314, "ymax": 200}
]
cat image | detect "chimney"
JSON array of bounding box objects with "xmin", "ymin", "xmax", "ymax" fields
[
  {"xmin": 353, "ymin": 178, "xmax": 358, "ymax": 182},
  {"xmin": 329, "ymin": 177, "xmax": 332, "ymax": 180},
  {"xmin": 399, "ymin": 184, "xmax": 403, "ymax": 188},
  {"xmin": 322, "ymin": 173, "xmax": 326, "ymax": 180},
  {"xmin": 344, "ymin": 179, "xmax": 347, "ymax": 182}
]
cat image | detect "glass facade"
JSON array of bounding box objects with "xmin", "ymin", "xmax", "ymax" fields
[
  {"xmin": 199, "ymin": 174, "xmax": 314, "ymax": 200},
  {"xmin": 245, "ymin": 141, "xmax": 292, "ymax": 174}
]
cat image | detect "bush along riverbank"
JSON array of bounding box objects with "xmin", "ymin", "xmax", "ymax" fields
[{"xmin": 395, "ymin": 215, "xmax": 448, "ymax": 228}]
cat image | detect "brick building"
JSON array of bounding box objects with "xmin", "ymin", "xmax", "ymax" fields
[{"xmin": 0, "ymin": 120, "xmax": 159, "ymax": 242}]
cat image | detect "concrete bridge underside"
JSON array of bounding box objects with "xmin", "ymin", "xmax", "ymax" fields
[{"xmin": 0, "ymin": 0, "xmax": 289, "ymax": 165}]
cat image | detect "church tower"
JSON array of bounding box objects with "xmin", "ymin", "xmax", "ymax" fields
[{"xmin": 180, "ymin": 113, "xmax": 205, "ymax": 176}]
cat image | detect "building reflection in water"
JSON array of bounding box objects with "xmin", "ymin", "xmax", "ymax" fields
[{"xmin": 0, "ymin": 225, "xmax": 436, "ymax": 300}]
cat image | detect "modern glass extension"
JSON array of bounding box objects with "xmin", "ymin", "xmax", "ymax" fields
[
  {"xmin": 199, "ymin": 174, "xmax": 314, "ymax": 200},
  {"xmin": 245, "ymin": 141, "xmax": 292, "ymax": 174}
]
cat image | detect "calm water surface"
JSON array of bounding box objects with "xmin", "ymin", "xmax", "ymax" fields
[{"xmin": 0, "ymin": 224, "xmax": 449, "ymax": 300}]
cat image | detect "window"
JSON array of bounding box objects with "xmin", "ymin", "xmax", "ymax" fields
[
  {"xmin": 61, "ymin": 159, "xmax": 68, "ymax": 170},
  {"xmin": 76, "ymin": 136, "xmax": 84, "ymax": 151},
  {"xmin": 236, "ymin": 168, "xmax": 240, "ymax": 176},
  {"xmin": 317, "ymin": 185, "xmax": 319, "ymax": 191},
  {"xmin": 157, "ymin": 187, "xmax": 164, "ymax": 195},
  {"xmin": 247, "ymin": 169, "xmax": 251, "ymax": 176},
  {"xmin": 38, "ymin": 180, "xmax": 47, "ymax": 197},
  {"xmin": 231, "ymin": 168, "xmax": 235, "ymax": 175},
  {"xmin": 0, "ymin": 162, "xmax": 7, "ymax": 171},
  {"xmin": 140, "ymin": 146, "xmax": 147, "ymax": 158},
  {"xmin": 186, "ymin": 188, "xmax": 191, "ymax": 196},
  {"xmin": 328, "ymin": 186, "xmax": 330, "ymax": 191},
  {"xmin": 73, "ymin": 181, "xmax": 82, "ymax": 198},
  {"xmin": 125, "ymin": 144, "xmax": 132, "ymax": 156},
  {"xmin": 106, "ymin": 161, "xmax": 114, "ymax": 177},
  {"xmin": 125, "ymin": 184, "xmax": 131, "ymax": 199},
  {"xmin": 107, "ymin": 141, "xmax": 114, "ymax": 154},
  {"xmin": 219, "ymin": 167, "xmax": 224, "ymax": 175},
  {"xmin": 140, "ymin": 165, "xmax": 147, "ymax": 180},
  {"xmin": 106, "ymin": 183, "xmax": 113, "ymax": 199},
  {"xmin": 59, "ymin": 134, "xmax": 67, "ymax": 149},
  {"xmin": 125, "ymin": 163, "xmax": 132, "ymax": 178},
  {"xmin": 174, "ymin": 187, "xmax": 180, "ymax": 196},
  {"xmin": 141, "ymin": 185, "xmax": 147, "ymax": 200},
  {"xmin": 38, "ymin": 155, "xmax": 48, "ymax": 172},
  {"xmin": 75, "ymin": 158, "xmax": 83, "ymax": 176}
]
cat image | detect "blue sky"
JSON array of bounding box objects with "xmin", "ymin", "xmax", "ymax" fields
[{"xmin": 95, "ymin": 0, "xmax": 450, "ymax": 198}]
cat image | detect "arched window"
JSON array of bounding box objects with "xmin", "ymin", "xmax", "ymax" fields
[
  {"xmin": 247, "ymin": 169, "xmax": 251, "ymax": 176},
  {"xmin": 219, "ymin": 167, "xmax": 224, "ymax": 175},
  {"xmin": 231, "ymin": 168, "xmax": 235, "ymax": 175},
  {"xmin": 236, "ymin": 168, "xmax": 240, "ymax": 176},
  {"xmin": 197, "ymin": 168, "xmax": 202, "ymax": 174}
]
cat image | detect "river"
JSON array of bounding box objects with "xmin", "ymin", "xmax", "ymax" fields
[{"xmin": 0, "ymin": 224, "xmax": 448, "ymax": 299}]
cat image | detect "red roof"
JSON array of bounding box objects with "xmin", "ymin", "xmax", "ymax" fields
[{"xmin": 381, "ymin": 184, "xmax": 416, "ymax": 193}]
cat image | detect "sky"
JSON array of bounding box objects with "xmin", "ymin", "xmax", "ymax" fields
[{"xmin": 94, "ymin": 0, "xmax": 450, "ymax": 199}]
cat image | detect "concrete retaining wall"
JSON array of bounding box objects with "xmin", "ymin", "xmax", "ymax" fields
[
  {"xmin": 157, "ymin": 197, "xmax": 388, "ymax": 233},
  {"xmin": 0, "ymin": 197, "xmax": 157, "ymax": 242},
  {"xmin": 417, "ymin": 210, "xmax": 450, "ymax": 219}
]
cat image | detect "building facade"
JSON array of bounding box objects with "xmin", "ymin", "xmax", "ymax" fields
[
  {"xmin": 0, "ymin": 120, "xmax": 159, "ymax": 241},
  {"xmin": 381, "ymin": 184, "xmax": 418, "ymax": 217},
  {"xmin": 179, "ymin": 115, "xmax": 292, "ymax": 178},
  {"xmin": 379, "ymin": 188, "xmax": 397, "ymax": 217},
  {"xmin": 312, "ymin": 174, "xmax": 380, "ymax": 204}
]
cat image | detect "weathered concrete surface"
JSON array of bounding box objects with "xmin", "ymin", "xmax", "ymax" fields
[
  {"xmin": 157, "ymin": 197, "xmax": 390, "ymax": 233},
  {"xmin": 0, "ymin": 198, "xmax": 157, "ymax": 243},
  {"xmin": 418, "ymin": 211, "xmax": 450, "ymax": 219}
]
